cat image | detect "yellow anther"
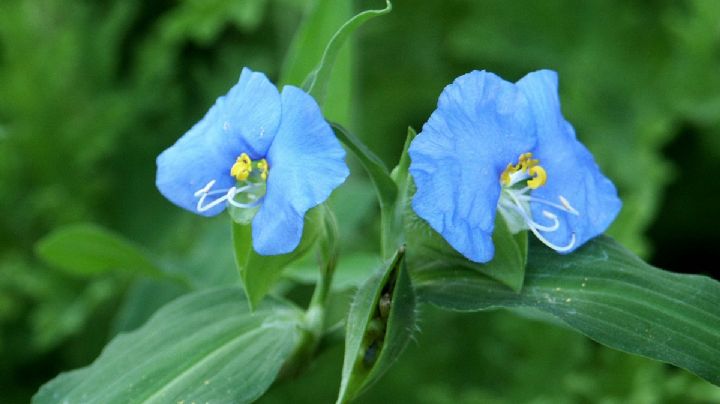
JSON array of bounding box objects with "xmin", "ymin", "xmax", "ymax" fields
[
  {"xmin": 527, "ymin": 165, "xmax": 547, "ymax": 189},
  {"xmin": 230, "ymin": 153, "xmax": 253, "ymax": 181},
  {"xmin": 257, "ymin": 159, "xmax": 269, "ymax": 181},
  {"xmin": 518, "ymin": 152, "xmax": 539, "ymax": 171},
  {"xmin": 501, "ymin": 152, "xmax": 548, "ymax": 188},
  {"xmin": 500, "ymin": 163, "xmax": 516, "ymax": 185}
]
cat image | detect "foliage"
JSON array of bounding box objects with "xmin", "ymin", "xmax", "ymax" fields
[{"xmin": 0, "ymin": 0, "xmax": 718, "ymax": 402}]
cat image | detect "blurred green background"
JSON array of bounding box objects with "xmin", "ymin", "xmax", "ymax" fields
[{"xmin": 1, "ymin": 0, "xmax": 719, "ymax": 402}]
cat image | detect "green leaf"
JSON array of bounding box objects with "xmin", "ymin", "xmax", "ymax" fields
[
  {"xmin": 390, "ymin": 127, "xmax": 416, "ymax": 186},
  {"xmin": 35, "ymin": 223, "xmax": 164, "ymax": 278},
  {"xmin": 162, "ymin": 218, "xmax": 239, "ymax": 290},
  {"xmin": 33, "ymin": 287, "xmax": 303, "ymax": 404},
  {"xmin": 381, "ymin": 127, "xmax": 417, "ymax": 258},
  {"xmin": 331, "ymin": 123, "xmax": 398, "ymax": 256},
  {"xmin": 232, "ymin": 207, "xmax": 323, "ymax": 309},
  {"xmin": 280, "ymin": 0, "xmax": 351, "ymax": 86},
  {"xmin": 359, "ymin": 254, "xmax": 416, "ymax": 394},
  {"xmin": 491, "ymin": 217, "xmax": 528, "ymax": 291},
  {"xmin": 337, "ymin": 247, "xmax": 416, "ymax": 403},
  {"xmin": 405, "ymin": 206, "xmax": 527, "ymax": 292},
  {"xmin": 304, "ymin": 0, "xmax": 392, "ymax": 104},
  {"xmin": 111, "ymin": 278, "xmax": 187, "ymax": 334},
  {"xmin": 279, "ymin": 0, "xmax": 353, "ymax": 123},
  {"xmin": 413, "ymin": 236, "xmax": 720, "ymax": 386}
]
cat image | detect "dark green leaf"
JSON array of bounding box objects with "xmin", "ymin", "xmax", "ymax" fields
[
  {"xmin": 405, "ymin": 208, "xmax": 527, "ymax": 292},
  {"xmin": 111, "ymin": 278, "xmax": 187, "ymax": 334},
  {"xmin": 337, "ymin": 247, "xmax": 416, "ymax": 403},
  {"xmin": 304, "ymin": 0, "xmax": 392, "ymax": 104},
  {"xmin": 35, "ymin": 223, "xmax": 163, "ymax": 278},
  {"xmin": 489, "ymin": 216, "xmax": 527, "ymax": 291},
  {"xmin": 280, "ymin": 0, "xmax": 350, "ymax": 87},
  {"xmin": 390, "ymin": 127, "xmax": 415, "ymax": 186},
  {"xmin": 414, "ymin": 236, "xmax": 720, "ymax": 386},
  {"xmin": 358, "ymin": 254, "xmax": 416, "ymax": 395},
  {"xmin": 381, "ymin": 127, "xmax": 416, "ymax": 258},
  {"xmin": 278, "ymin": 0, "xmax": 352, "ymax": 122},
  {"xmin": 331, "ymin": 123, "xmax": 397, "ymax": 231},
  {"xmin": 162, "ymin": 218, "xmax": 239, "ymax": 290},
  {"xmin": 33, "ymin": 287, "xmax": 303, "ymax": 404}
]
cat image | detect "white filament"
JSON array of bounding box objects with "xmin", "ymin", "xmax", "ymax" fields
[
  {"xmin": 194, "ymin": 180, "xmax": 263, "ymax": 212},
  {"xmin": 500, "ymin": 186, "xmax": 579, "ymax": 252}
]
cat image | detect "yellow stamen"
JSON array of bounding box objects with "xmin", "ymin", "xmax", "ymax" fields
[
  {"xmin": 500, "ymin": 163, "xmax": 516, "ymax": 185},
  {"xmin": 500, "ymin": 152, "xmax": 548, "ymax": 189},
  {"xmin": 257, "ymin": 159, "xmax": 269, "ymax": 181},
  {"xmin": 518, "ymin": 153, "xmax": 539, "ymax": 171},
  {"xmin": 527, "ymin": 165, "xmax": 547, "ymax": 189},
  {"xmin": 230, "ymin": 153, "xmax": 253, "ymax": 181}
]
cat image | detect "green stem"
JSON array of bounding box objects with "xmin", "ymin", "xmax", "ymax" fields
[
  {"xmin": 308, "ymin": 204, "xmax": 340, "ymax": 335},
  {"xmin": 288, "ymin": 207, "xmax": 338, "ymax": 376},
  {"xmin": 279, "ymin": 206, "xmax": 340, "ymax": 379}
]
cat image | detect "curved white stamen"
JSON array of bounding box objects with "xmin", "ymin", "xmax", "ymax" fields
[
  {"xmin": 558, "ymin": 195, "xmax": 579, "ymax": 215},
  {"xmin": 196, "ymin": 188, "xmax": 233, "ymax": 212},
  {"xmin": 194, "ymin": 180, "xmax": 216, "ymax": 197},
  {"xmin": 529, "ymin": 225, "xmax": 577, "ymax": 253},
  {"xmin": 509, "ymin": 201, "xmax": 576, "ymax": 252},
  {"xmin": 501, "ymin": 187, "xmax": 577, "ymax": 252},
  {"xmin": 518, "ymin": 194, "xmax": 579, "ymax": 216},
  {"xmin": 498, "ymin": 154, "xmax": 578, "ymax": 252},
  {"xmin": 507, "ymin": 193, "xmax": 558, "ymax": 233},
  {"xmin": 538, "ymin": 210, "xmax": 561, "ymax": 232},
  {"xmin": 194, "ymin": 181, "xmax": 265, "ymax": 212},
  {"xmin": 229, "ymin": 183, "xmax": 261, "ymax": 195},
  {"xmin": 227, "ymin": 196, "xmax": 264, "ymax": 209}
]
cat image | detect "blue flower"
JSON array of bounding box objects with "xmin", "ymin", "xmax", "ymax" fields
[
  {"xmin": 156, "ymin": 68, "xmax": 349, "ymax": 255},
  {"xmin": 409, "ymin": 70, "xmax": 621, "ymax": 263}
]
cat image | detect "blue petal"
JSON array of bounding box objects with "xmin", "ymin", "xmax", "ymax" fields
[
  {"xmin": 516, "ymin": 70, "xmax": 621, "ymax": 252},
  {"xmin": 156, "ymin": 68, "xmax": 283, "ymax": 216},
  {"xmin": 156, "ymin": 102, "xmax": 235, "ymax": 217},
  {"xmin": 409, "ymin": 71, "xmax": 536, "ymax": 263},
  {"xmin": 251, "ymin": 86, "xmax": 349, "ymax": 255},
  {"xmin": 217, "ymin": 67, "xmax": 282, "ymax": 159}
]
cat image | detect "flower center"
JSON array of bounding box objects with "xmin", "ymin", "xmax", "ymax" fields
[
  {"xmin": 500, "ymin": 152, "xmax": 547, "ymax": 189},
  {"xmin": 497, "ymin": 152, "xmax": 578, "ymax": 252},
  {"xmin": 194, "ymin": 152, "xmax": 269, "ymax": 213},
  {"xmin": 230, "ymin": 153, "xmax": 269, "ymax": 182}
]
